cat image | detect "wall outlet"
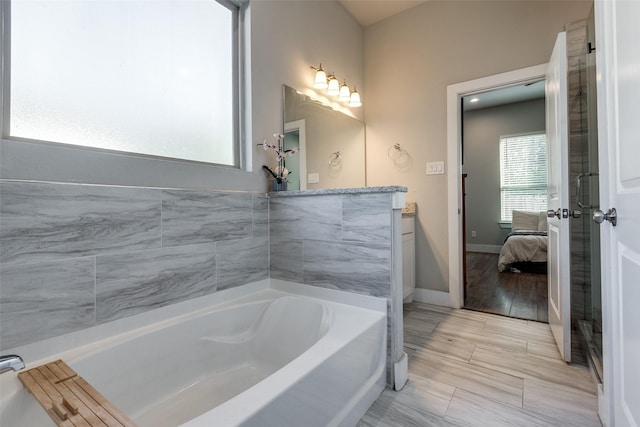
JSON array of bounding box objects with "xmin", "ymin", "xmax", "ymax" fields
[
  {"xmin": 426, "ymin": 161, "xmax": 445, "ymax": 175},
  {"xmin": 471, "ymin": 230, "xmax": 477, "ymax": 238}
]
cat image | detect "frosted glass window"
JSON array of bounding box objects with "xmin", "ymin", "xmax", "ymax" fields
[
  {"xmin": 9, "ymin": 0, "xmax": 238, "ymax": 166},
  {"xmin": 499, "ymin": 133, "xmax": 548, "ymax": 222}
]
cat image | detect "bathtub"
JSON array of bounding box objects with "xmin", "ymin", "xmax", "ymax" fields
[{"xmin": 0, "ymin": 282, "xmax": 387, "ymax": 426}]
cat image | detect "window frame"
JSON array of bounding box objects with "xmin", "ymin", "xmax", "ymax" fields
[
  {"xmin": 1, "ymin": 0, "xmax": 246, "ymax": 169},
  {"xmin": 498, "ymin": 131, "xmax": 548, "ymax": 223}
]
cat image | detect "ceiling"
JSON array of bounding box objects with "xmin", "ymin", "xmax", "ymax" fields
[
  {"xmin": 338, "ymin": 0, "xmax": 428, "ymax": 27},
  {"xmin": 462, "ymin": 80, "xmax": 546, "ymax": 111}
]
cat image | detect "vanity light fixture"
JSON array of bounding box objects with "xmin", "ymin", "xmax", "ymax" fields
[
  {"xmin": 311, "ymin": 63, "xmax": 328, "ymax": 89},
  {"xmin": 470, "ymin": 97, "xmax": 480, "ymax": 103},
  {"xmin": 310, "ymin": 63, "xmax": 362, "ymax": 107},
  {"xmin": 349, "ymin": 87, "xmax": 362, "ymax": 107}
]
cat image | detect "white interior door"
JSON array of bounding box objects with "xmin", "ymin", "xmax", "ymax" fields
[
  {"xmin": 545, "ymin": 32, "xmax": 571, "ymax": 362},
  {"xmin": 595, "ymin": 1, "xmax": 640, "ymax": 425}
]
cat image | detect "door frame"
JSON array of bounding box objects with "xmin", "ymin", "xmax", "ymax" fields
[
  {"xmin": 446, "ymin": 64, "xmax": 548, "ymax": 309},
  {"xmin": 284, "ymin": 119, "xmax": 307, "ymax": 190}
]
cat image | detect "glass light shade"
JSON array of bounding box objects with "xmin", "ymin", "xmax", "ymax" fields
[
  {"xmin": 313, "ymin": 66, "xmax": 328, "ymax": 89},
  {"xmin": 338, "ymin": 81, "xmax": 351, "ymax": 101},
  {"xmin": 349, "ymin": 88, "xmax": 362, "ymax": 107},
  {"xmin": 327, "ymin": 75, "xmax": 340, "ymax": 96}
]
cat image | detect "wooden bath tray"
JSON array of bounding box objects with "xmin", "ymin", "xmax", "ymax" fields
[{"xmin": 18, "ymin": 359, "xmax": 137, "ymax": 427}]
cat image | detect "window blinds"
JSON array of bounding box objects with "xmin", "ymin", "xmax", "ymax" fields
[{"xmin": 499, "ymin": 133, "xmax": 548, "ymax": 222}]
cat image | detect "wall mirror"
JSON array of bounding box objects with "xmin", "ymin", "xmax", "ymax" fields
[{"xmin": 282, "ymin": 85, "xmax": 366, "ymax": 190}]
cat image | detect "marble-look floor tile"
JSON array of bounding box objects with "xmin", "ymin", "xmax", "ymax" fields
[
  {"xmin": 432, "ymin": 324, "xmax": 528, "ymax": 354},
  {"xmin": 407, "ymin": 334, "xmax": 477, "ymax": 363},
  {"xmin": 406, "ymin": 307, "xmax": 487, "ymax": 331},
  {"xmin": 161, "ymin": 190, "xmax": 253, "ymax": 246},
  {"xmin": 360, "ymin": 302, "xmax": 599, "ymax": 427},
  {"xmin": 445, "ymin": 389, "xmax": 550, "ymax": 427},
  {"xmin": 523, "ymin": 378, "xmax": 601, "ymax": 427},
  {"xmin": 95, "ymin": 243, "xmax": 217, "ymax": 323},
  {"xmin": 408, "ymin": 303, "xmax": 489, "ymax": 322},
  {"xmin": 403, "ymin": 312, "xmax": 439, "ymax": 334},
  {"xmin": 410, "ymin": 351, "xmax": 524, "ymax": 408},
  {"xmin": 526, "ymin": 340, "xmax": 562, "ymax": 360},
  {"xmin": 357, "ymin": 390, "xmax": 466, "ymax": 427},
  {"xmin": 382, "ymin": 375, "xmax": 455, "ymax": 418},
  {"xmin": 483, "ymin": 316, "xmax": 556, "ymax": 345},
  {"xmin": 0, "ymin": 181, "xmax": 161, "ymax": 265},
  {"xmin": 1, "ymin": 258, "xmax": 95, "ymax": 350},
  {"xmin": 470, "ymin": 345, "xmax": 596, "ymax": 394}
]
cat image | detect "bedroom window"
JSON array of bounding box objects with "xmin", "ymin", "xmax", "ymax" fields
[
  {"xmin": 6, "ymin": 0, "xmax": 241, "ymax": 166},
  {"xmin": 499, "ymin": 132, "xmax": 547, "ymax": 222}
]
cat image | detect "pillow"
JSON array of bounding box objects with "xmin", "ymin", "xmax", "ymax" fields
[
  {"xmin": 538, "ymin": 211, "xmax": 548, "ymax": 232},
  {"xmin": 511, "ymin": 210, "xmax": 540, "ymax": 231}
]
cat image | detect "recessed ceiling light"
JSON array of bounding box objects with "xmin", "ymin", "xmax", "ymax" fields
[{"xmin": 470, "ymin": 98, "xmax": 480, "ymax": 103}]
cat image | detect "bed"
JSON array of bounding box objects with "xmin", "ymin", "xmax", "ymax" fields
[{"xmin": 498, "ymin": 210, "xmax": 548, "ymax": 273}]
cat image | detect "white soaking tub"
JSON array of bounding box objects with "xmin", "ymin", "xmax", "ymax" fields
[{"xmin": 0, "ymin": 283, "xmax": 387, "ymax": 427}]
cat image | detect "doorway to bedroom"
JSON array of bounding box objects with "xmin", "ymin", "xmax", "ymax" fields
[{"xmin": 461, "ymin": 83, "xmax": 549, "ymax": 322}]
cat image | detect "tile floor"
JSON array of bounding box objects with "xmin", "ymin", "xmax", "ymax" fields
[{"xmin": 357, "ymin": 302, "xmax": 602, "ymax": 427}]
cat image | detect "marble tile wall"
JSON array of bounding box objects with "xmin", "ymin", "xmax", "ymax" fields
[
  {"xmin": 269, "ymin": 193, "xmax": 393, "ymax": 298},
  {"xmin": 0, "ymin": 180, "xmax": 268, "ymax": 351},
  {"xmin": 269, "ymin": 192, "xmax": 397, "ymax": 385}
]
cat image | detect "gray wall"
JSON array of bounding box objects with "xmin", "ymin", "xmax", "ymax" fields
[
  {"xmin": 363, "ymin": 0, "xmax": 591, "ymax": 293},
  {"xmin": 463, "ymin": 98, "xmax": 546, "ymax": 248}
]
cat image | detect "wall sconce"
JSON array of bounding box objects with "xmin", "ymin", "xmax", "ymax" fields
[
  {"xmin": 310, "ymin": 63, "xmax": 362, "ymax": 108},
  {"xmin": 349, "ymin": 87, "xmax": 362, "ymax": 107},
  {"xmin": 311, "ymin": 63, "xmax": 328, "ymax": 89},
  {"xmin": 338, "ymin": 80, "xmax": 351, "ymax": 102},
  {"xmin": 327, "ymin": 73, "xmax": 340, "ymax": 96}
]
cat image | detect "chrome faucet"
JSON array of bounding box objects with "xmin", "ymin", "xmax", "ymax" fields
[{"xmin": 0, "ymin": 354, "xmax": 25, "ymax": 374}]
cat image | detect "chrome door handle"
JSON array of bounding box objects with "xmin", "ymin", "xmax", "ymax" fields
[
  {"xmin": 593, "ymin": 208, "xmax": 617, "ymax": 226},
  {"xmin": 547, "ymin": 209, "xmax": 561, "ymax": 219},
  {"xmin": 576, "ymin": 172, "xmax": 599, "ymax": 209}
]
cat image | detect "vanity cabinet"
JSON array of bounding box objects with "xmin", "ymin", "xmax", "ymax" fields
[{"xmin": 402, "ymin": 215, "xmax": 416, "ymax": 302}]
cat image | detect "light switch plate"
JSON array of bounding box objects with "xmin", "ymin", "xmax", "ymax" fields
[
  {"xmin": 426, "ymin": 161, "xmax": 445, "ymax": 175},
  {"xmin": 307, "ymin": 173, "xmax": 320, "ymax": 184}
]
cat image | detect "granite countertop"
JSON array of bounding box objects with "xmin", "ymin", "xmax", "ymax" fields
[{"xmin": 267, "ymin": 186, "xmax": 408, "ymax": 197}]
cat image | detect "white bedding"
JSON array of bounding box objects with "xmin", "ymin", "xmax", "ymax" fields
[{"xmin": 498, "ymin": 232, "xmax": 548, "ymax": 272}]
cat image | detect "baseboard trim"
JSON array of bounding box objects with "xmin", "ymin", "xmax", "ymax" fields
[
  {"xmin": 413, "ymin": 288, "xmax": 450, "ymax": 307},
  {"xmin": 466, "ymin": 244, "xmax": 502, "ymax": 254}
]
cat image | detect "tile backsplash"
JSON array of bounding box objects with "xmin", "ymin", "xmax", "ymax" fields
[{"xmin": 0, "ymin": 180, "xmax": 268, "ymax": 350}]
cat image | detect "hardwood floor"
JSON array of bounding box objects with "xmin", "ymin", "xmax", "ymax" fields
[
  {"xmin": 357, "ymin": 302, "xmax": 601, "ymax": 427},
  {"xmin": 465, "ymin": 252, "xmax": 548, "ymax": 322}
]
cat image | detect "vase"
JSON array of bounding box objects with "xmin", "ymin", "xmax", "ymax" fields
[{"xmin": 272, "ymin": 180, "xmax": 288, "ymax": 192}]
